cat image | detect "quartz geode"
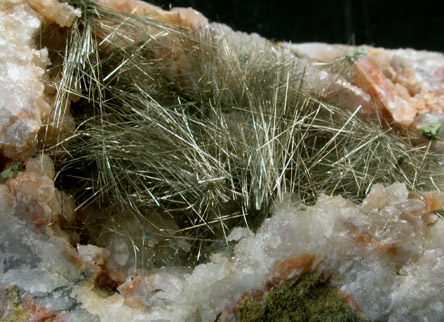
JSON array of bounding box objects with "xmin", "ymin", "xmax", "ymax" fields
[{"xmin": 2, "ymin": 1, "xmax": 444, "ymax": 321}]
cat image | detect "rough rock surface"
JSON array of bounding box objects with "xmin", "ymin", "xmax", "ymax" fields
[
  {"xmin": 288, "ymin": 42, "xmax": 444, "ymax": 127},
  {"xmin": 0, "ymin": 1, "xmax": 49, "ymax": 160},
  {"xmin": 0, "ymin": 0, "xmax": 79, "ymax": 161},
  {"xmin": 2, "ymin": 166, "xmax": 444, "ymax": 321},
  {"xmin": 1, "ymin": 1, "xmax": 444, "ymax": 321}
]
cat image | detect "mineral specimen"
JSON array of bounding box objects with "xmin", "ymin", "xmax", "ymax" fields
[
  {"xmin": 288, "ymin": 42, "xmax": 444, "ymax": 127},
  {"xmin": 2, "ymin": 0, "xmax": 444, "ymax": 321}
]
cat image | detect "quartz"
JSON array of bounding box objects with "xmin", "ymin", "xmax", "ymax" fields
[
  {"xmin": 2, "ymin": 0, "xmax": 444, "ymax": 321},
  {"xmin": 287, "ymin": 42, "xmax": 444, "ymax": 126}
]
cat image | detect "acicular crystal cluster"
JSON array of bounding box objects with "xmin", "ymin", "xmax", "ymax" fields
[{"xmin": 1, "ymin": 0, "xmax": 444, "ymax": 321}]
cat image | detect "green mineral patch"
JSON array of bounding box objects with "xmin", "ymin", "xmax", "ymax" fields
[
  {"xmin": 420, "ymin": 122, "xmax": 441, "ymax": 140},
  {"xmin": 238, "ymin": 273, "xmax": 367, "ymax": 322},
  {"xmin": 0, "ymin": 162, "xmax": 22, "ymax": 182},
  {"xmin": 346, "ymin": 48, "xmax": 368, "ymax": 63},
  {"xmin": 0, "ymin": 287, "xmax": 30, "ymax": 322}
]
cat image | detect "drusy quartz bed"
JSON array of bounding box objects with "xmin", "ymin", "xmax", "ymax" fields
[{"xmin": 1, "ymin": 0, "xmax": 444, "ymax": 321}]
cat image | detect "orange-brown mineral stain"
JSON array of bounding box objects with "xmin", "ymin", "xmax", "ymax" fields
[
  {"xmin": 354, "ymin": 56, "xmax": 417, "ymax": 125},
  {"xmin": 349, "ymin": 226, "xmax": 398, "ymax": 257},
  {"xmin": 273, "ymin": 253, "xmax": 316, "ymax": 282},
  {"xmin": 422, "ymin": 192, "xmax": 442, "ymax": 214}
]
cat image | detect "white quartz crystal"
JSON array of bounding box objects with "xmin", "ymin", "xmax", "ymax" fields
[
  {"xmin": 26, "ymin": 0, "xmax": 81, "ymax": 27},
  {"xmin": 0, "ymin": 0, "xmax": 49, "ymax": 159},
  {"xmin": 287, "ymin": 42, "xmax": 444, "ymax": 126},
  {"xmin": 0, "ymin": 178, "xmax": 97, "ymax": 320},
  {"xmin": 0, "ymin": 0, "xmax": 79, "ymax": 160},
  {"xmin": 92, "ymin": 183, "xmax": 444, "ymax": 321},
  {"xmin": 2, "ymin": 1, "xmax": 444, "ymax": 321}
]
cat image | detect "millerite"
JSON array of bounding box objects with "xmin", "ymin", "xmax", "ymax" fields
[
  {"xmin": 3, "ymin": 0, "xmax": 444, "ymax": 320},
  {"xmin": 45, "ymin": 0, "xmax": 444, "ymax": 268}
]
